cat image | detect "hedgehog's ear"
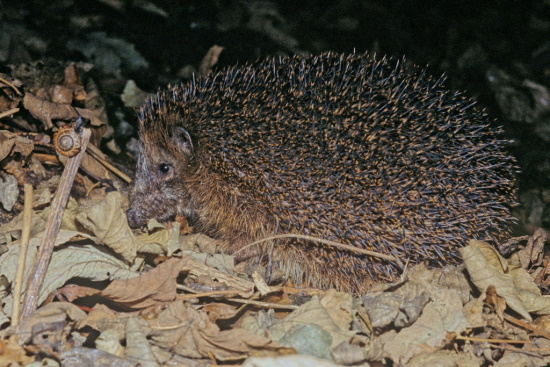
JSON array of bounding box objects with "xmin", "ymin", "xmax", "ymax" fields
[{"xmin": 171, "ymin": 126, "xmax": 194, "ymax": 156}]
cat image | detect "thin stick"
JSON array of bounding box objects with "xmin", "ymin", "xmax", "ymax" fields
[
  {"xmin": 11, "ymin": 184, "xmax": 34, "ymax": 326},
  {"xmin": 456, "ymin": 335, "xmax": 532, "ymax": 345},
  {"xmin": 20, "ymin": 128, "xmax": 91, "ymax": 318},
  {"xmin": 234, "ymin": 233, "xmax": 404, "ymax": 267},
  {"xmin": 86, "ymin": 144, "xmax": 132, "ymax": 183},
  {"xmin": 0, "ymin": 108, "xmax": 20, "ymax": 119},
  {"xmin": 0, "ymin": 77, "xmax": 23, "ymax": 95}
]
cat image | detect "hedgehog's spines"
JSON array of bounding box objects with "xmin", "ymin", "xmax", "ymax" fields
[{"xmin": 131, "ymin": 52, "xmax": 517, "ymax": 292}]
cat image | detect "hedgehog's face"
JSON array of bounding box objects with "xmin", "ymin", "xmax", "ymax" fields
[{"xmin": 127, "ymin": 125, "xmax": 196, "ymax": 228}]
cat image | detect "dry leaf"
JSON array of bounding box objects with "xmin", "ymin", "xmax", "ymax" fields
[
  {"xmin": 202, "ymin": 302, "xmax": 240, "ymax": 322},
  {"xmin": 135, "ymin": 220, "xmax": 180, "ymax": 255},
  {"xmin": 382, "ymin": 289, "xmax": 469, "ymax": 364},
  {"xmin": 0, "ymin": 231, "xmax": 136, "ymax": 314},
  {"xmin": 243, "ymin": 355, "xmax": 340, "ymax": 367},
  {"xmin": 95, "ymin": 329, "xmax": 125, "ymax": 357},
  {"xmin": 363, "ymin": 272, "xmax": 431, "ymax": 328},
  {"xmin": 199, "ymin": 45, "xmax": 224, "ymax": 75},
  {"xmin": 62, "ymin": 65, "xmax": 86, "ymax": 102},
  {"xmin": 15, "ymin": 302, "xmax": 87, "ymax": 344},
  {"xmin": 460, "ymin": 240, "xmax": 550, "ymax": 321},
  {"xmin": 84, "ymin": 304, "xmax": 124, "ymax": 336},
  {"xmin": 263, "ymin": 295, "xmax": 356, "ymax": 349},
  {"xmin": 0, "ymin": 130, "xmax": 34, "ymax": 161},
  {"xmin": 76, "ymin": 191, "xmax": 138, "ymax": 262},
  {"xmin": 23, "ymin": 93, "xmax": 104, "ymax": 129},
  {"xmin": 51, "ymin": 284, "xmax": 101, "ymax": 303},
  {"xmin": 485, "ymin": 285, "xmax": 507, "ymax": 321},
  {"xmin": 147, "ymin": 300, "xmax": 279, "ymax": 361},
  {"xmin": 0, "ymin": 174, "xmax": 18, "ymax": 211},
  {"xmin": 125, "ymin": 317, "xmax": 157, "ymax": 366},
  {"xmin": 0, "ymin": 336, "xmax": 35, "ymax": 366},
  {"xmin": 516, "ymin": 228, "xmax": 547, "ymax": 268},
  {"xmin": 100, "ymin": 257, "xmax": 186, "ymax": 309},
  {"xmin": 61, "ymin": 347, "xmax": 139, "ymax": 367},
  {"xmin": 319, "ymin": 290, "xmax": 353, "ymax": 329}
]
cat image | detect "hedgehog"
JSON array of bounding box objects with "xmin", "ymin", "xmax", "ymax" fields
[{"xmin": 127, "ymin": 52, "xmax": 517, "ymax": 292}]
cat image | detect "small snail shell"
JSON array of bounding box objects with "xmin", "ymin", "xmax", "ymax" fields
[{"xmin": 53, "ymin": 126, "xmax": 82, "ymax": 157}]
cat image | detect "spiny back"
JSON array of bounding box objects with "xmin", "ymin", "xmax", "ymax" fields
[{"xmin": 137, "ymin": 52, "xmax": 516, "ymax": 290}]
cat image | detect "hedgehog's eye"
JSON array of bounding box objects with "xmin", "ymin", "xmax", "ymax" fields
[{"xmin": 159, "ymin": 163, "xmax": 171, "ymax": 175}]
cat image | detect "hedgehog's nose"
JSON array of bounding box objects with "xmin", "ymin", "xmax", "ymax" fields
[{"xmin": 127, "ymin": 208, "xmax": 146, "ymax": 228}]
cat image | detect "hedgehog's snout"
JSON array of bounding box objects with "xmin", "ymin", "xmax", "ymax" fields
[{"xmin": 127, "ymin": 207, "xmax": 146, "ymax": 228}]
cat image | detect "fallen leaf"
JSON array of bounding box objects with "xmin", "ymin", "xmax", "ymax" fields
[
  {"xmin": 0, "ymin": 174, "xmax": 18, "ymax": 211},
  {"xmin": 0, "ymin": 231, "xmax": 136, "ymax": 314},
  {"xmin": 0, "ymin": 336, "xmax": 35, "ymax": 366},
  {"xmin": 382, "ymin": 289, "xmax": 469, "ymax": 364},
  {"xmin": 0, "ymin": 130, "xmax": 34, "ymax": 161},
  {"xmin": 23, "ymin": 93, "xmax": 104, "ymax": 129},
  {"xmin": 243, "ymin": 354, "xmax": 340, "ymax": 367},
  {"xmin": 15, "ymin": 302, "xmax": 86, "ymax": 345},
  {"xmin": 76, "ymin": 191, "xmax": 138, "ymax": 262},
  {"xmin": 61, "ymin": 347, "xmax": 139, "ymax": 367},
  {"xmin": 263, "ymin": 295, "xmax": 356, "ymax": 349},
  {"xmin": 363, "ymin": 269, "xmax": 431, "ymax": 328},
  {"xmin": 125, "ymin": 317, "xmax": 157, "ymax": 366},
  {"xmin": 147, "ymin": 300, "xmax": 280, "ymax": 361},
  {"xmin": 100, "ymin": 257, "xmax": 186, "ymax": 309},
  {"xmin": 460, "ymin": 240, "xmax": 550, "ymax": 321}
]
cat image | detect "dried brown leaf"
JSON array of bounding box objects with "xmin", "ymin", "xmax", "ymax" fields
[
  {"xmin": 49, "ymin": 85, "xmax": 74, "ymax": 104},
  {"xmin": 243, "ymin": 355, "xmax": 339, "ymax": 367},
  {"xmin": 147, "ymin": 300, "xmax": 279, "ymax": 361},
  {"xmin": 23, "ymin": 93, "xmax": 104, "ymax": 129},
  {"xmin": 460, "ymin": 240, "xmax": 550, "ymax": 320},
  {"xmin": 0, "ymin": 231, "xmax": 136, "ymax": 313},
  {"xmin": 135, "ymin": 219, "xmax": 180, "ymax": 255},
  {"xmin": 199, "ymin": 45, "xmax": 224, "ymax": 75},
  {"xmin": 363, "ymin": 268, "xmax": 431, "ymax": 328},
  {"xmin": 202, "ymin": 302, "xmax": 239, "ymax": 322},
  {"xmin": 265, "ymin": 294, "xmax": 356, "ymax": 349},
  {"xmin": 125, "ymin": 317, "xmax": 157, "ymax": 366},
  {"xmin": 84, "ymin": 79, "xmax": 108, "ymax": 125},
  {"xmin": 0, "ymin": 130, "xmax": 34, "ymax": 161},
  {"xmin": 319, "ymin": 289, "xmax": 353, "ymax": 331},
  {"xmin": 95, "ymin": 329, "xmax": 125, "ymax": 357},
  {"xmin": 84, "ymin": 304, "xmax": 124, "ymax": 336},
  {"xmin": 61, "ymin": 347, "xmax": 139, "ymax": 367},
  {"xmin": 0, "ymin": 336, "xmax": 35, "ymax": 366},
  {"xmin": 15, "ymin": 302, "xmax": 87, "ymax": 344},
  {"xmin": 382, "ymin": 289, "xmax": 469, "ymax": 364},
  {"xmin": 485, "ymin": 285, "xmax": 507, "ymax": 321},
  {"xmin": 62, "ymin": 65, "xmax": 86, "ymax": 102},
  {"xmin": 100, "ymin": 257, "xmax": 186, "ymax": 309},
  {"xmin": 76, "ymin": 191, "xmax": 137, "ymax": 262},
  {"xmin": 517, "ymin": 228, "xmax": 547, "ymax": 268}
]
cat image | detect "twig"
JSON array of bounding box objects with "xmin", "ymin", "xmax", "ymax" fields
[
  {"xmin": 11, "ymin": 184, "xmax": 34, "ymax": 326},
  {"xmin": 0, "ymin": 77, "xmax": 23, "ymax": 95},
  {"xmin": 0, "ymin": 108, "xmax": 20, "ymax": 119},
  {"xmin": 234, "ymin": 233, "xmax": 403, "ymax": 266},
  {"xmin": 504, "ymin": 314, "xmax": 550, "ymax": 340},
  {"xmin": 176, "ymin": 288, "xmax": 299, "ymax": 310},
  {"xmin": 20, "ymin": 128, "xmax": 91, "ymax": 318},
  {"xmin": 86, "ymin": 144, "xmax": 132, "ymax": 183},
  {"xmin": 456, "ymin": 335, "xmax": 532, "ymax": 344},
  {"xmin": 225, "ymin": 297, "xmax": 299, "ymax": 310}
]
